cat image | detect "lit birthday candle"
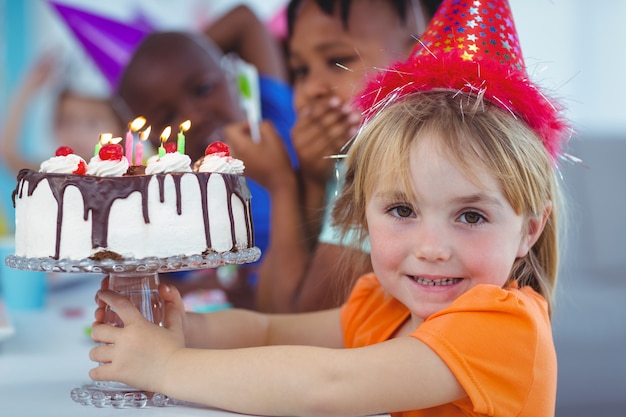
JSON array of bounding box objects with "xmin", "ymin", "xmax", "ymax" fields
[
  {"xmin": 135, "ymin": 126, "xmax": 151, "ymax": 166},
  {"xmin": 126, "ymin": 116, "xmax": 147, "ymax": 164},
  {"xmin": 95, "ymin": 133, "xmax": 112, "ymax": 157},
  {"xmin": 177, "ymin": 120, "xmax": 191, "ymax": 154},
  {"xmin": 159, "ymin": 126, "xmax": 171, "ymax": 158}
]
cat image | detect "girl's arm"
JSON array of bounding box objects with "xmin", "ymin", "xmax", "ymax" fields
[
  {"xmin": 204, "ymin": 5, "xmax": 287, "ymax": 81},
  {"xmin": 184, "ymin": 305, "xmax": 344, "ymax": 349},
  {"xmin": 90, "ymin": 290, "xmax": 465, "ymax": 416}
]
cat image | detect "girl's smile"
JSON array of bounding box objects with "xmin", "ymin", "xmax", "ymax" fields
[{"xmin": 408, "ymin": 276, "xmax": 463, "ymax": 287}]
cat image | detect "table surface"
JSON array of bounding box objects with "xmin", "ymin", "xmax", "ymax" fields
[{"xmin": 0, "ymin": 274, "xmax": 280, "ymax": 417}]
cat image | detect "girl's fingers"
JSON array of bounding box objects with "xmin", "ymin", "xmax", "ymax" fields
[
  {"xmin": 163, "ymin": 300, "xmax": 185, "ymax": 333},
  {"xmin": 159, "ymin": 284, "xmax": 185, "ymax": 332},
  {"xmin": 89, "ymin": 362, "xmax": 113, "ymax": 382},
  {"xmin": 93, "ymin": 306, "xmax": 106, "ymax": 324},
  {"xmin": 89, "ymin": 342, "xmax": 113, "ymax": 364},
  {"xmin": 90, "ymin": 322, "xmax": 120, "ymax": 344},
  {"xmin": 96, "ymin": 290, "xmax": 145, "ymax": 326}
]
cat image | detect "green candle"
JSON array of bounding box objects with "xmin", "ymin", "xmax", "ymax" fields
[
  {"xmin": 95, "ymin": 133, "xmax": 112, "ymax": 157},
  {"xmin": 159, "ymin": 126, "xmax": 171, "ymax": 158},
  {"xmin": 178, "ymin": 120, "xmax": 191, "ymax": 154}
]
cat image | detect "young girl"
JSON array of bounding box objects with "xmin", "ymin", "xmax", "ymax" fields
[{"xmin": 90, "ymin": 0, "xmax": 567, "ymax": 414}]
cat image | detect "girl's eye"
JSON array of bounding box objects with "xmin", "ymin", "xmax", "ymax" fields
[
  {"xmin": 290, "ymin": 66, "xmax": 308, "ymax": 82},
  {"xmin": 194, "ymin": 81, "xmax": 215, "ymax": 98},
  {"xmin": 390, "ymin": 205, "xmax": 414, "ymax": 218},
  {"xmin": 459, "ymin": 211, "xmax": 484, "ymax": 225},
  {"xmin": 151, "ymin": 110, "xmax": 176, "ymax": 131}
]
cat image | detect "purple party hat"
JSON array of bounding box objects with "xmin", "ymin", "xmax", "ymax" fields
[{"xmin": 48, "ymin": 1, "xmax": 153, "ymax": 91}]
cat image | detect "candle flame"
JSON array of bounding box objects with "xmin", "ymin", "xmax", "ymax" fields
[
  {"xmin": 180, "ymin": 120, "xmax": 191, "ymax": 132},
  {"xmin": 160, "ymin": 126, "xmax": 172, "ymax": 143},
  {"xmin": 99, "ymin": 133, "xmax": 113, "ymax": 144},
  {"xmin": 130, "ymin": 116, "xmax": 147, "ymax": 131},
  {"xmin": 110, "ymin": 136, "xmax": 123, "ymax": 144},
  {"xmin": 140, "ymin": 126, "xmax": 152, "ymax": 141}
]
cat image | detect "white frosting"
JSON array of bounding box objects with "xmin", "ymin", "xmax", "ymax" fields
[
  {"xmin": 14, "ymin": 172, "xmax": 254, "ymax": 260},
  {"xmin": 145, "ymin": 152, "xmax": 192, "ymax": 174},
  {"xmin": 87, "ymin": 156, "xmax": 130, "ymax": 177},
  {"xmin": 39, "ymin": 154, "xmax": 86, "ymax": 174},
  {"xmin": 197, "ymin": 154, "xmax": 245, "ymax": 174}
]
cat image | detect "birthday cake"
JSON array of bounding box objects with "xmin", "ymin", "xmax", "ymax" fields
[{"xmin": 12, "ymin": 141, "xmax": 254, "ymax": 262}]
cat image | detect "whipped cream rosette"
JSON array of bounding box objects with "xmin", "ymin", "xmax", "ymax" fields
[
  {"xmin": 39, "ymin": 146, "xmax": 87, "ymax": 174},
  {"xmin": 195, "ymin": 141, "xmax": 244, "ymax": 174},
  {"xmin": 87, "ymin": 143, "xmax": 129, "ymax": 176},
  {"xmin": 145, "ymin": 151, "xmax": 192, "ymax": 174}
]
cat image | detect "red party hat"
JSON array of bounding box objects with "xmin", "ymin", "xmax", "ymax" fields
[
  {"xmin": 356, "ymin": 0, "xmax": 569, "ymax": 161},
  {"xmin": 48, "ymin": 1, "xmax": 153, "ymax": 91}
]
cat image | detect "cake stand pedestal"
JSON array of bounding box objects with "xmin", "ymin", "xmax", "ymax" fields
[{"xmin": 5, "ymin": 248, "xmax": 261, "ymax": 408}]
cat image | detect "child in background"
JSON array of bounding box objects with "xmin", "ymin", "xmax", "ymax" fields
[
  {"xmin": 0, "ymin": 52, "xmax": 124, "ymax": 173},
  {"xmin": 89, "ymin": 1, "xmax": 569, "ymax": 414},
  {"xmin": 114, "ymin": 5, "xmax": 297, "ymax": 307},
  {"xmin": 227, "ymin": 0, "xmax": 442, "ymax": 312}
]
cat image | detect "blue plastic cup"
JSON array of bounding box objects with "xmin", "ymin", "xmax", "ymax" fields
[{"xmin": 0, "ymin": 237, "xmax": 47, "ymax": 311}]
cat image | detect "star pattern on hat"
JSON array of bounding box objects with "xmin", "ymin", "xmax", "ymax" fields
[{"xmin": 417, "ymin": 0, "xmax": 524, "ymax": 71}]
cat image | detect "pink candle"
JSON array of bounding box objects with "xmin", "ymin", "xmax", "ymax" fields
[
  {"xmin": 125, "ymin": 130, "xmax": 133, "ymax": 164},
  {"xmin": 134, "ymin": 141, "xmax": 143, "ymax": 165},
  {"xmin": 135, "ymin": 126, "xmax": 151, "ymax": 165},
  {"xmin": 127, "ymin": 117, "xmax": 147, "ymax": 165}
]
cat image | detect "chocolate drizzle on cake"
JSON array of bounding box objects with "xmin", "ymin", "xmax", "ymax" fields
[{"xmin": 13, "ymin": 169, "xmax": 253, "ymax": 260}]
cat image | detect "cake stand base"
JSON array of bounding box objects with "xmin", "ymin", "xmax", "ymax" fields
[
  {"xmin": 71, "ymin": 271, "xmax": 169, "ymax": 408},
  {"xmin": 70, "ymin": 382, "xmax": 171, "ymax": 408}
]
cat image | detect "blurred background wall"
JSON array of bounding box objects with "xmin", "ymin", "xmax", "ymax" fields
[{"xmin": 1, "ymin": 1, "xmax": 624, "ymax": 415}]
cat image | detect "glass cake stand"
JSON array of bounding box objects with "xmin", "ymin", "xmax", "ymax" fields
[{"xmin": 5, "ymin": 248, "xmax": 260, "ymax": 408}]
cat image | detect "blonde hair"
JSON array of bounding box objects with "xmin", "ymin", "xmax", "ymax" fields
[{"xmin": 333, "ymin": 91, "xmax": 561, "ymax": 314}]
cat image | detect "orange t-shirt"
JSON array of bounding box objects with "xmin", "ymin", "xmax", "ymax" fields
[{"xmin": 341, "ymin": 274, "xmax": 556, "ymax": 417}]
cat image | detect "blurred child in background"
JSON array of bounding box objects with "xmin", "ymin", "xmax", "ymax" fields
[
  {"xmin": 1, "ymin": 51, "xmax": 124, "ymax": 173},
  {"xmin": 114, "ymin": 5, "xmax": 297, "ymax": 308}
]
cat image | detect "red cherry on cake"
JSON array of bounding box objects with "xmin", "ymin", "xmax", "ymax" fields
[
  {"xmin": 164, "ymin": 142, "xmax": 178, "ymax": 153},
  {"xmin": 205, "ymin": 141, "xmax": 229, "ymax": 156},
  {"xmin": 99, "ymin": 143, "xmax": 124, "ymax": 161},
  {"xmin": 55, "ymin": 146, "xmax": 74, "ymax": 156},
  {"xmin": 73, "ymin": 160, "xmax": 87, "ymax": 175}
]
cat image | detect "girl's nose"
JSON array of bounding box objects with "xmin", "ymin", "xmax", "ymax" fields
[
  {"xmin": 296, "ymin": 69, "xmax": 334, "ymax": 105},
  {"xmin": 413, "ymin": 224, "xmax": 451, "ymax": 262}
]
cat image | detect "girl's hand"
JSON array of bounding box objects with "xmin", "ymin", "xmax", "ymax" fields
[
  {"xmin": 292, "ymin": 96, "xmax": 360, "ymax": 185},
  {"xmin": 225, "ymin": 120, "xmax": 295, "ymax": 191},
  {"xmin": 89, "ymin": 288, "xmax": 186, "ymax": 391}
]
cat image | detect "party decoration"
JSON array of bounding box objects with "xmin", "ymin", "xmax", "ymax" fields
[
  {"xmin": 222, "ymin": 54, "xmax": 261, "ymax": 143},
  {"xmin": 356, "ymin": 0, "xmax": 569, "ymax": 161},
  {"xmin": 48, "ymin": 1, "xmax": 153, "ymax": 90}
]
